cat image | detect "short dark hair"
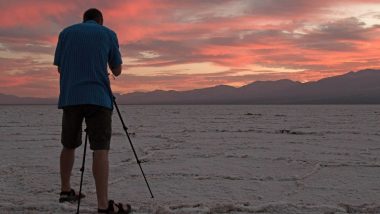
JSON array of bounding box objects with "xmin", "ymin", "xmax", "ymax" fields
[{"xmin": 83, "ymin": 8, "xmax": 103, "ymax": 24}]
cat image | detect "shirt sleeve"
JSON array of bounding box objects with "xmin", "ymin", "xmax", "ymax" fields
[
  {"xmin": 108, "ymin": 32, "xmax": 123, "ymax": 68},
  {"xmin": 53, "ymin": 32, "xmax": 63, "ymax": 66}
]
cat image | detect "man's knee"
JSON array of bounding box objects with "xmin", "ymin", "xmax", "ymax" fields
[
  {"xmin": 93, "ymin": 150, "xmax": 109, "ymax": 159},
  {"xmin": 61, "ymin": 147, "xmax": 76, "ymax": 154}
]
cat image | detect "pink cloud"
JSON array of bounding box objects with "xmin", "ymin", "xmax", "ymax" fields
[{"xmin": 1, "ymin": 0, "xmax": 380, "ymax": 97}]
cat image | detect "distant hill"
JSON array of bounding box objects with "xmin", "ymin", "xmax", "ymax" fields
[
  {"xmin": 1, "ymin": 69, "xmax": 380, "ymax": 104},
  {"xmin": 0, "ymin": 93, "xmax": 56, "ymax": 105},
  {"xmin": 115, "ymin": 69, "xmax": 380, "ymax": 104}
]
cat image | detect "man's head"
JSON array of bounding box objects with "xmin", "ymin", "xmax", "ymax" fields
[{"xmin": 83, "ymin": 8, "xmax": 103, "ymax": 25}]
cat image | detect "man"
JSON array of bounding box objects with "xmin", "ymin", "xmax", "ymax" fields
[{"xmin": 54, "ymin": 8, "xmax": 130, "ymax": 213}]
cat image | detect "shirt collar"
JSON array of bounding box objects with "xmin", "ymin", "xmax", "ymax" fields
[{"xmin": 84, "ymin": 20, "xmax": 98, "ymax": 24}]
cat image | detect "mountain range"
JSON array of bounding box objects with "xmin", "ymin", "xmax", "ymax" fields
[{"xmin": 1, "ymin": 69, "xmax": 380, "ymax": 105}]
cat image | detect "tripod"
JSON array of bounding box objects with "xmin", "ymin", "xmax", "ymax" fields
[
  {"xmin": 76, "ymin": 98, "xmax": 154, "ymax": 213},
  {"xmin": 76, "ymin": 129, "xmax": 88, "ymax": 214},
  {"xmin": 112, "ymin": 96, "xmax": 154, "ymax": 198}
]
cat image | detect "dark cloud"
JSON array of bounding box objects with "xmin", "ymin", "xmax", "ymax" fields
[
  {"xmin": 244, "ymin": 0, "xmax": 325, "ymax": 17},
  {"xmin": 0, "ymin": 26, "xmax": 57, "ymax": 42},
  {"xmin": 304, "ymin": 18, "xmax": 369, "ymax": 41},
  {"xmin": 295, "ymin": 17, "xmax": 376, "ymax": 52}
]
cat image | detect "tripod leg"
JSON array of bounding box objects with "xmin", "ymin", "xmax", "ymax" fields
[
  {"xmin": 113, "ymin": 99, "xmax": 154, "ymax": 198},
  {"xmin": 77, "ymin": 129, "xmax": 88, "ymax": 214}
]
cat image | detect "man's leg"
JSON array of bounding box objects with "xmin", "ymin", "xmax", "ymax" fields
[
  {"xmin": 60, "ymin": 147, "xmax": 75, "ymax": 192},
  {"xmin": 60, "ymin": 106, "xmax": 83, "ymax": 194},
  {"xmin": 85, "ymin": 105, "xmax": 112, "ymax": 210},
  {"xmin": 93, "ymin": 150, "xmax": 109, "ymax": 210}
]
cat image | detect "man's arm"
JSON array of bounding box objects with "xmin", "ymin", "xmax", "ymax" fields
[
  {"xmin": 110, "ymin": 65, "xmax": 122, "ymax": 76},
  {"xmin": 108, "ymin": 31, "xmax": 122, "ymax": 77},
  {"xmin": 54, "ymin": 32, "xmax": 63, "ymax": 68}
]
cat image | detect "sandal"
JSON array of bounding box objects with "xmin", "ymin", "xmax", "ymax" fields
[
  {"xmin": 59, "ymin": 189, "xmax": 85, "ymax": 203},
  {"xmin": 98, "ymin": 200, "xmax": 132, "ymax": 214}
]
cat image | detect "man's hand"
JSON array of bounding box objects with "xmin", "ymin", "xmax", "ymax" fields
[
  {"xmin": 110, "ymin": 65, "xmax": 122, "ymax": 77},
  {"xmin": 108, "ymin": 73, "xmax": 116, "ymax": 80}
]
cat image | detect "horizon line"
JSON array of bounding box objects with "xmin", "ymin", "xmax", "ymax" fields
[{"xmin": 2, "ymin": 68, "xmax": 378, "ymax": 99}]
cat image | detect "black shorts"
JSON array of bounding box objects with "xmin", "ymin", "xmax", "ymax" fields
[{"xmin": 61, "ymin": 105, "xmax": 112, "ymax": 150}]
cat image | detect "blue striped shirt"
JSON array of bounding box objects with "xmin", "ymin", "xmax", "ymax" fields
[{"xmin": 54, "ymin": 20, "xmax": 122, "ymax": 109}]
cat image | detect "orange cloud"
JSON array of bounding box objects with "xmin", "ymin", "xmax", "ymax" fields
[
  {"xmin": 1, "ymin": 0, "xmax": 380, "ymax": 97},
  {"xmin": 0, "ymin": 1, "xmax": 72, "ymax": 28}
]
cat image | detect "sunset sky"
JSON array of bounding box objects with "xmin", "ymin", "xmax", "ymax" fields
[{"xmin": 1, "ymin": 0, "xmax": 380, "ymax": 97}]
